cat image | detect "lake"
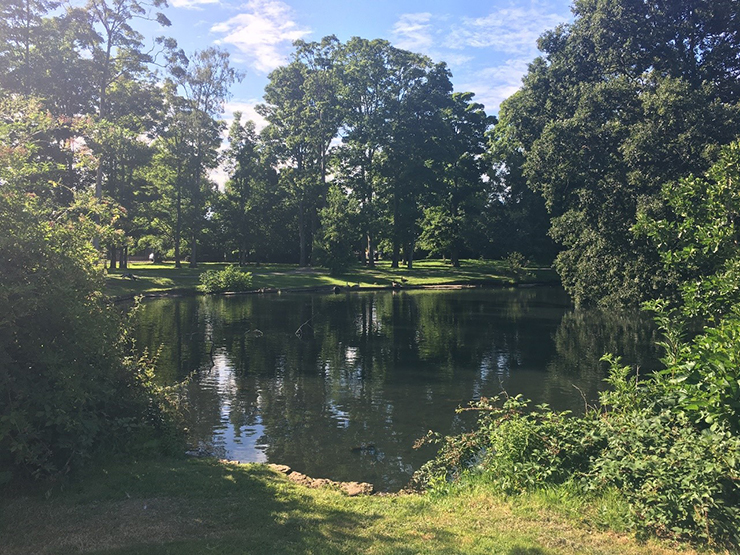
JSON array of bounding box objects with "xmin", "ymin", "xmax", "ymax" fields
[{"xmin": 132, "ymin": 287, "xmax": 659, "ymax": 491}]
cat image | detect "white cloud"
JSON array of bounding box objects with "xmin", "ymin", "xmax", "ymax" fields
[
  {"xmin": 391, "ymin": 13, "xmax": 434, "ymax": 52},
  {"xmin": 439, "ymin": 52, "xmax": 473, "ymax": 67},
  {"xmin": 210, "ymin": 0, "xmax": 310, "ymax": 73},
  {"xmin": 170, "ymin": 0, "xmax": 219, "ymax": 10},
  {"xmin": 458, "ymin": 58, "xmax": 532, "ymax": 113},
  {"xmin": 223, "ymin": 100, "xmax": 268, "ymax": 133},
  {"xmin": 446, "ymin": 7, "xmax": 566, "ymax": 55}
]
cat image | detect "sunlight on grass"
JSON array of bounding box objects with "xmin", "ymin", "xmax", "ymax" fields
[
  {"xmin": 0, "ymin": 458, "xmax": 704, "ymax": 555},
  {"xmin": 105, "ymin": 259, "xmax": 556, "ymax": 298}
]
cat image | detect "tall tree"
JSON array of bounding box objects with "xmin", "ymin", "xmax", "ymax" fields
[
  {"xmin": 486, "ymin": 100, "xmax": 557, "ymax": 263},
  {"xmin": 220, "ymin": 113, "xmax": 279, "ymax": 265},
  {"xmin": 258, "ymin": 36, "xmax": 341, "ymax": 267},
  {"xmin": 383, "ymin": 59, "xmax": 453, "ymax": 269},
  {"xmin": 166, "ymin": 47, "xmax": 240, "ymax": 267},
  {"xmin": 82, "ymin": 0, "xmax": 170, "ymax": 209},
  {"xmin": 496, "ymin": 0, "xmax": 740, "ymax": 306},
  {"xmin": 418, "ymin": 91, "xmax": 492, "ymax": 267},
  {"xmin": 0, "ymin": 0, "xmax": 59, "ymax": 94},
  {"xmin": 335, "ymin": 38, "xmax": 452, "ymax": 268}
]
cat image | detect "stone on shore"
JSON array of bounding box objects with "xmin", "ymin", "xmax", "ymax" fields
[{"xmin": 266, "ymin": 463, "xmax": 374, "ymax": 496}]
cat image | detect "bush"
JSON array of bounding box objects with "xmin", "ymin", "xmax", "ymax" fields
[
  {"xmin": 413, "ymin": 349, "xmax": 740, "ymax": 546},
  {"xmin": 0, "ymin": 191, "xmax": 183, "ymax": 480},
  {"xmin": 410, "ymin": 396, "xmax": 605, "ymax": 493},
  {"xmin": 594, "ymin": 408, "xmax": 740, "ymax": 543},
  {"xmin": 505, "ymin": 252, "xmax": 529, "ymax": 280},
  {"xmin": 199, "ymin": 265, "xmax": 253, "ymax": 293}
]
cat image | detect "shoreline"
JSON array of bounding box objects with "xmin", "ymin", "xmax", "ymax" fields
[{"xmin": 111, "ymin": 279, "xmax": 560, "ymax": 303}]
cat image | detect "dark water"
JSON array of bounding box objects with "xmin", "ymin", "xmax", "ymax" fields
[{"xmin": 132, "ymin": 287, "xmax": 659, "ymax": 491}]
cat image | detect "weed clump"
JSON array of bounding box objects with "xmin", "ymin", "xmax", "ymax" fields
[{"xmin": 200, "ymin": 265, "xmax": 253, "ymax": 293}]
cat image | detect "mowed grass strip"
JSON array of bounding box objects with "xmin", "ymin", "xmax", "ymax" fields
[
  {"xmin": 105, "ymin": 260, "xmax": 558, "ymax": 298},
  {"xmin": 1, "ymin": 458, "xmax": 705, "ymax": 555}
]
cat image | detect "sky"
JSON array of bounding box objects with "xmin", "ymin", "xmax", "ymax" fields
[{"xmin": 152, "ymin": 0, "xmax": 575, "ymax": 130}]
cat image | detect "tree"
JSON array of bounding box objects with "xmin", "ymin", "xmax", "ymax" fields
[
  {"xmin": 166, "ymin": 47, "xmax": 240, "ymax": 267},
  {"xmin": 495, "ymin": 0, "xmax": 740, "ymax": 305},
  {"xmin": 334, "ymin": 38, "xmax": 454, "ymax": 268},
  {"xmin": 220, "ymin": 113, "xmax": 279, "ymax": 265},
  {"xmin": 81, "ymin": 0, "xmax": 170, "ymax": 203},
  {"xmin": 0, "ymin": 0, "xmax": 59, "ymax": 95},
  {"xmin": 383, "ymin": 59, "xmax": 453, "ymax": 269},
  {"xmin": 637, "ymin": 139, "xmax": 740, "ymax": 323},
  {"xmin": 0, "ymin": 96, "xmax": 178, "ymax": 479},
  {"xmin": 420, "ymin": 92, "xmax": 493, "ymax": 267},
  {"xmin": 258, "ymin": 36, "xmax": 341, "ymax": 267},
  {"xmin": 313, "ymin": 183, "xmax": 361, "ymax": 274},
  {"xmin": 486, "ymin": 101, "xmax": 557, "ymax": 264}
]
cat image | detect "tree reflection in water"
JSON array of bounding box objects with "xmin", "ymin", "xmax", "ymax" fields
[{"xmin": 133, "ymin": 288, "xmax": 658, "ymax": 491}]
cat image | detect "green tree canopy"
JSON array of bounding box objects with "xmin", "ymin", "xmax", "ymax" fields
[{"xmin": 496, "ymin": 0, "xmax": 740, "ymax": 306}]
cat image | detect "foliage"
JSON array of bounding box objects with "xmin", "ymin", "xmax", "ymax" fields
[
  {"xmin": 411, "ymin": 396, "xmax": 604, "ymax": 493},
  {"xmin": 504, "ymin": 252, "xmax": 529, "ymax": 280},
  {"xmin": 199, "ymin": 265, "xmax": 253, "ymax": 293},
  {"xmin": 0, "ymin": 190, "xmax": 182, "ymax": 479},
  {"xmin": 414, "ymin": 360, "xmax": 740, "ymax": 546},
  {"xmin": 596, "ymin": 356, "xmax": 740, "ymax": 544},
  {"xmin": 636, "ymin": 140, "xmax": 740, "ymax": 321},
  {"xmin": 419, "ymin": 92, "xmax": 494, "ymax": 267},
  {"xmin": 313, "ymin": 184, "xmax": 360, "ymax": 274},
  {"xmin": 496, "ymin": 0, "xmax": 740, "ymax": 306}
]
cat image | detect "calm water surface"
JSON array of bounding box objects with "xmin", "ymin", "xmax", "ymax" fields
[{"xmin": 133, "ymin": 287, "xmax": 659, "ymax": 490}]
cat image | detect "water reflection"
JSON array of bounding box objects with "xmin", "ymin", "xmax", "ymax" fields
[{"xmin": 133, "ymin": 287, "xmax": 659, "ymax": 490}]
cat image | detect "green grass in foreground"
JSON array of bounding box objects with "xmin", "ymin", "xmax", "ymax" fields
[
  {"xmin": 0, "ymin": 457, "xmax": 707, "ymax": 555},
  {"xmin": 105, "ymin": 259, "xmax": 558, "ymax": 298}
]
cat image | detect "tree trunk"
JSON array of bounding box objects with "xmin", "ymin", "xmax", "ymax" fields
[
  {"xmin": 298, "ymin": 198, "xmax": 307, "ymax": 267},
  {"xmin": 109, "ymin": 245, "xmax": 117, "ymax": 270},
  {"xmin": 451, "ymin": 247, "xmax": 460, "ymax": 268},
  {"xmin": 175, "ymin": 166, "xmax": 182, "ymax": 268},
  {"xmin": 405, "ymin": 241, "xmax": 414, "ymax": 270},
  {"xmin": 190, "ymin": 235, "xmax": 198, "ymax": 268},
  {"xmin": 366, "ymin": 233, "xmax": 375, "ymax": 268},
  {"xmin": 391, "ymin": 241, "xmax": 400, "ymax": 268}
]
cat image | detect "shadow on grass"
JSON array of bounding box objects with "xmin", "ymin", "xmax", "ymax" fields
[
  {"xmin": 0, "ymin": 458, "xmax": 405, "ymax": 555},
  {"xmin": 509, "ymin": 547, "xmax": 548, "ymax": 555}
]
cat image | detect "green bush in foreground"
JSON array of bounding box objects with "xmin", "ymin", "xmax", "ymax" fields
[
  {"xmin": 412, "ymin": 343, "xmax": 740, "ymax": 547},
  {"xmin": 0, "ymin": 191, "xmax": 183, "ymax": 480},
  {"xmin": 200, "ymin": 265, "xmax": 253, "ymax": 293}
]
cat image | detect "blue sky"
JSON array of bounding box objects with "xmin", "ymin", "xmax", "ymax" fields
[{"xmin": 155, "ymin": 0, "xmax": 574, "ymax": 129}]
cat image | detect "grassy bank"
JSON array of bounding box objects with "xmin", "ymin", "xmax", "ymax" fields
[
  {"xmin": 1, "ymin": 457, "xmax": 707, "ymax": 555},
  {"xmin": 104, "ymin": 259, "xmax": 558, "ymax": 298}
]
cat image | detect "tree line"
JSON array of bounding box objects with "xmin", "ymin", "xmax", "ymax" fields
[
  {"xmin": 0, "ymin": 0, "xmax": 559, "ymax": 277},
  {"xmin": 3, "ymin": 0, "xmax": 740, "ymax": 305}
]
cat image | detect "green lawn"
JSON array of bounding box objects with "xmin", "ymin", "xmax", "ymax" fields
[
  {"xmin": 105, "ymin": 259, "xmax": 559, "ymax": 298},
  {"xmin": 1, "ymin": 457, "xmax": 704, "ymax": 555}
]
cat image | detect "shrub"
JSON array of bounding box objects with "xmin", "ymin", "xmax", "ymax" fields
[
  {"xmin": 593, "ymin": 408, "xmax": 740, "ymax": 543},
  {"xmin": 0, "ymin": 191, "xmax": 183, "ymax": 480},
  {"xmin": 410, "ymin": 396, "xmax": 605, "ymax": 493},
  {"xmin": 414, "ymin": 350, "xmax": 740, "ymax": 546},
  {"xmin": 200, "ymin": 265, "xmax": 253, "ymax": 293},
  {"xmin": 505, "ymin": 252, "xmax": 529, "ymax": 280}
]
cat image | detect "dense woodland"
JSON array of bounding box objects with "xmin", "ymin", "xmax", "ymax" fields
[{"xmin": 2, "ymin": 0, "xmax": 740, "ymax": 547}]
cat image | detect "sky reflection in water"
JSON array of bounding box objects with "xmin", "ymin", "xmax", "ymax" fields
[{"xmin": 133, "ymin": 288, "xmax": 658, "ymax": 490}]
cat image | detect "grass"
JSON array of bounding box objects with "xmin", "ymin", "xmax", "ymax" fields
[
  {"xmin": 0, "ymin": 457, "xmax": 708, "ymax": 555},
  {"xmin": 105, "ymin": 259, "xmax": 559, "ymax": 298}
]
